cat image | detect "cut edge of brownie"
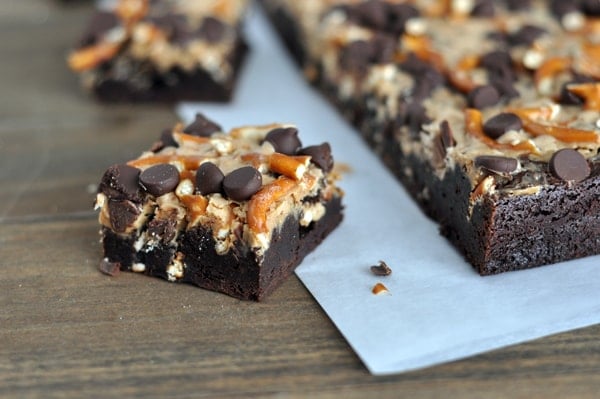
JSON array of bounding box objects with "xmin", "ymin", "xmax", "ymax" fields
[{"xmin": 102, "ymin": 196, "xmax": 343, "ymax": 301}]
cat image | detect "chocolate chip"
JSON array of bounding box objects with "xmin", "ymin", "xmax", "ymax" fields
[
  {"xmin": 99, "ymin": 258, "xmax": 121, "ymax": 276},
  {"xmin": 550, "ymin": 0, "xmax": 580, "ymax": 18},
  {"xmin": 467, "ymin": 85, "xmax": 501, "ymax": 109},
  {"xmin": 223, "ymin": 166, "xmax": 262, "ymax": 201},
  {"xmin": 370, "ymin": 260, "xmax": 392, "ymax": 276},
  {"xmin": 354, "ymin": 0, "xmax": 387, "ymax": 31},
  {"xmin": 405, "ymin": 102, "xmax": 431, "ymax": 137},
  {"xmin": 195, "ymin": 162, "xmax": 224, "ymax": 195},
  {"xmin": 371, "ymin": 33, "xmax": 397, "ymax": 64},
  {"xmin": 339, "ymin": 40, "xmax": 374, "ymax": 73},
  {"xmin": 183, "ymin": 113, "xmax": 222, "ymax": 137},
  {"xmin": 582, "ymin": 0, "xmax": 600, "ymax": 16},
  {"xmin": 139, "ymin": 164, "xmax": 180, "ymax": 196},
  {"xmin": 108, "ymin": 199, "xmax": 140, "ymax": 233},
  {"xmin": 99, "ymin": 164, "xmax": 142, "ymax": 202},
  {"xmin": 508, "ymin": 25, "xmax": 547, "ymax": 46},
  {"xmin": 440, "ymin": 120, "xmax": 456, "ymax": 149},
  {"xmin": 474, "ymin": 155, "xmax": 519, "ymax": 174},
  {"xmin": 197, "ymin": 16, "xmax": 227, "ymax": 43},
  {"xmin": 387, "ymin": 3, "xmax": 419, "ymax": 34},
  {"xmin": 549, "ymin": 149, "xmax": 591, "ymax": 182},
  {"xmin": 482, "ymin": 113, "xmax": 523, "ymax": 139},
  {"xmin": 264, "ymin": 127, "xmax": 302, "ymax": 155},
  {"xmin": 78, "ymin": 11, "xmax": 119, "ymax": 48},
  {"xmin": 480, "ymin": 50, "xmax": 513, "ymax": 71},
  {"xmin": 471, "ymin": 0, "xmax": 495, "ymax": 17},
  {"xmin": 161, "ymin": 128, "xmax": 178, "ymax": 147},
  {"xmin": 505, "ymin": 0, "xmax": 531, "ymax": 11},
  {"xmin": 147, "ymin": 14, "xmax": 190, "ymax": 44},
  {"xmin": 299, "ymin": 143, "xmax": 334, "ymax": 173}
]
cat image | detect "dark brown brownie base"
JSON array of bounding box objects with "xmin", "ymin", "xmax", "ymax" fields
[
  {"xmin": 92, "ymin": 39, "xmax": 248, "ymax": 103},
  {"xmin": 263, "ymin": 5, "xmax": 600, "ymax": 274},
  {"xmin": 102, "ymin": 196, "xmax": 343, "ymax": 300}
]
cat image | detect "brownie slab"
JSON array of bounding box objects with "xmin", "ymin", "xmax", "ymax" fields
[
  {"xmin": 261, "ymin": 0, "xmax": 600, "ymax": 274},
  {"xmin": 95, "ymin": 114, "xmax": 344, "ymax": 300},
  {"xmin": 68, "ymin": 0, "xmax": 249, "ymax": 103}
]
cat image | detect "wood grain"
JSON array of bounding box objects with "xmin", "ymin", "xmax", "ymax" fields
[{"xmin": 2, "ymin": 1, "xmax": 600, "ymax": 398}]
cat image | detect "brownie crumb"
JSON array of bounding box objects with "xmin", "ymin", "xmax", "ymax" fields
[
  {"xmin": 372, "ymin": 282, "xmax": 390, "ymax": 295},
  {"xmin": 370, "ymin": 260, "xmax": 392, "ymax": 276}
]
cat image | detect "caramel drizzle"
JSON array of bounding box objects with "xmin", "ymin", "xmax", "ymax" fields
[{"xmin": 464, "ymin": 108, "xmax": 538, "ymax": 154}]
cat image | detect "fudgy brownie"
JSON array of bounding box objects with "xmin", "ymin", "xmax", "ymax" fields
[
  {"xmin": 68, "ymin": 0, "xmax": 248, "ymax": 102},
  {"xmin": 94, "ymin": 113, "xmax": 344, "ymax": 300},
  {"xmin": 261, "ymin": 0, "xmax": 600, "ymax": 274}
]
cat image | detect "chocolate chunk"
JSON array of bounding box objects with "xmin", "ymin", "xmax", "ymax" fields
[
  {"xmin": 78, "ymin": 11, "xmax": 119, "ymax": 48},
  {"xmin": 99, "ymin": 258, "xmax": 121, "ymax": 276},
  {"xmin": 99, "ymin": 164, "xmax": 142, "ymax": 202},
  {"xmin": 139, "ymin": 164, "xmax": 180, "ymax": 196},
  {"xmin": 549, "ymin": 149, "xmax": 591, "ymax": 182},
  {"xmin": 508, "ymin": 25, "xmax": 547, "ymax": 46},
  {"xmin": 264, "ymin": 127, "xmax": 302, "ymax": 155},
  {"xmin": 474, "ymin": 155, "xmax": 519, "ymax": 174},
  {"xmin": 108, "ymin": 199, "xmax": 141, "ymax": 233},
  {"xmin": 467, "ymin": 85, "xmax": 501, "ymax": 109},
  {"xmin": 183, "ymin": 113, "xmax": 222, "ymax": 137},
  {"xmin": 197, "ymin": 17, "xmax": 227, "ymax": 43},
  {"xmin": 339, "ymin": 40, "xmax": 374, "ymax": 73},
  {"xmin": 223, "ymin": 166, "xmax": 262, "ymax": 201},
  {"xmin": 147, "ymin": 217, "xmax": 177, "ymax": 243},
  {"xmin": 483, "ymin": 113, "xmax": 523, "ymax": 139},
  {"xmin": 370, "ymin": 260, "xmax": 392, "ymax": 276},
  {"xmin": 299, "ymin": 143, "xmax": 334, "ymax": 173},
  {"xmin": 471, "ymin": 0, "xmax": 495, "ymax": 17},
  {"xmin": 196, "ymin": 162, "xmax": 225, "ymax": 195}
]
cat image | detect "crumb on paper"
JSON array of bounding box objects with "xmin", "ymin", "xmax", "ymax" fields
[
  {"xmin": 372, "ymin": 282, "xmax": 390, "ymax": 295},
  {"xmin": 370, "ymin": 260, "xmax": 392, "ymax": 276}
]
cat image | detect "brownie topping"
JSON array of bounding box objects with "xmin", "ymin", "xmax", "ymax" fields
[
  {"xmin": 196, "ymin": 162, "xmax": 225, "ymax": 195},
  {"xmin": 78, "ymin": 11, "xmax": 120, "ymax": 48},
  {"xmin": 223, "ymin": 166, "xmax": 262, "ymax": 201},
  {"xmin": 183, "ymin": 113, "xmax": 222, "ymax": 137},
  {"xmin": 582, "ymin": 0, "xmax": 600, "ymax": 16},
  {"xmin": 550, "ymin": 0, "xmax": 580, "ymax": 18},
  {"xmin": 474, "ymin": 155, "xmax": 519, "ymax": 174},
  {"xmin": 139, "ymin": 164, "xmax": 180, "ymax": 196},
  {"xmin": 147, "ymin": 14, "xmax": 191, "ymax": 44},
  {"xmin": 549, "ymin": 149, "xmax": 591, "ymax": 182},
  {"xmin": 298, "ymin": 143, "xmax": 334, "ymax": 172},
  {"xmin": 440, "ymin": 120, "xmax": 456, "ymax": 149},
  {"xmin": 147, "ymin": 217, "xmax": 177, "ymax": 243},
  {"xmin": 108, "ymin": 199, "xmax": 141, "ymax": 233},
  {"xmin": 483, "ymin": 113, "xmax": 523, "ymax": 139},
  {"xmin": 197, "ymin": 17, "xmax": 227, "ymax": 43},
  {"xmin": 347, "ymin": 1, "xmax": 419, "ymax": 35},
  {"xmin": 264, "ymin": 127, "xmax": 302, "ymax": 155},
  {"xmin": 508, "ymin": 25, "xmax": 547, "ymax": 47},
  {"xmin": 99, "ymin": 164, "xmax": 142, "ymax": 202},
  {"xmin": 468, "ymin": 85, "xmax": 501, "ymax": 109},
  {"xmin": 160, "ymin": 128, "xmax": 178, "ymax": 148}
]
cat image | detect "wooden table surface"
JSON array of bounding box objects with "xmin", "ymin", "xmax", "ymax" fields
[{"xmin": 2, "ymin": 2, "xmax": 600, "ymax": 398}]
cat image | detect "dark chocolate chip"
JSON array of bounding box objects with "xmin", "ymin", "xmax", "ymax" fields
[
  {"xmin": 99, "ymin": 258, "xmax": 121, "ymax": 276},
  {"xmin": 339, "ymin": 40, "xmax": 374, "ymax": 73},
  {"xmin": 108, "ymin": 199, "xmax": 141, "ymax": 233},
  {"xmin": 471, "ymin": 0, "xmax": 495, "ymax": 17},
  {"xmin": 440, "ymin": 120, "xmax": 456, "ymax": 149},
  {"xmin": 147, "ymin": 217, "xmax": 177, "ymax": 243},
  {"xmin": 197, "ymin": 16, "xmax": 227, "ymax": 43},
  {"xmin": 264, "ymin": 127, "xmax": 302, "ymax": 155},
  {"xmin": 467, "ymin": 85, "xmax": 501, "ymax": 109},
  {"xmin": 371, "ymin": 33, "xmax": 397, "ymax": 64},
  {"xmin": 195, "ymin": 162, "xmax": 225, "ymax": 195},
  {"xmin": 354, "ymin": 0, "xmax": 388, "ymax": 31},
  {"xmin": 147, "ymin": 14, "xmax": 190, "ymax": 44},
  {"xmin": 223, "ymin": 166, "xmax": 262, "ymax": 201},
  {"xmin": 505, "ymin": 0, "xmax": 531, "ymax": 11},
  {"xmin": 405, "ymin": 102, "xmax": 431, "ymax": 137},
  {"xmin": 183, "ymin": 113, "xmax": 222, "ymax": 137},
  {"xmin": 139, "ymin": 164, "xmax": 180, "ymax": 196},
  {"xmin": 549, "ymin": 149, "xmax": 591, "ymax": 182},
  {"xmin": 99, "ymin": 164, "xmax": 142, "ymax": 202},
  {"xmin": 559, "ymin": 83, "xmax": 585, "ymax": 105},
  {"xmin": 298, "ymin": 143, "xmax": 334, "ymax": 173},
  {"xmin": 474, "ymin": 155, "xmax": 519, "ymax": 174},
  {"xmin": 387, "ymin": 3, "xmax": 420, "ymax": 34},
  {"xmin": 490, "ymin": 76, "xmax": 520, "ymax": 100},
  {"xmin": 480, "ymin": 50, "xmax": 513, "ymax": 71},
  {"xmin": 508, "ymin": 25, "xmax": 547, "ymax": 46},
  {"xmin": 483, "ymin": 113, "xmax": 523, "ymax": 139},
  {"xmin": 550, "ymin": 0, "xmax": 580, "ymax": 18},
  {"xmin": 78, "ymin": 11, "xmax": 119, "ymax": 48},
  {"xmin": 582, "ymin": 0, "xmax": 600, "ymax": 16},
  {"xmin": 161, "ymin": 128, "xmax": 178, "ymax": 148}
]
